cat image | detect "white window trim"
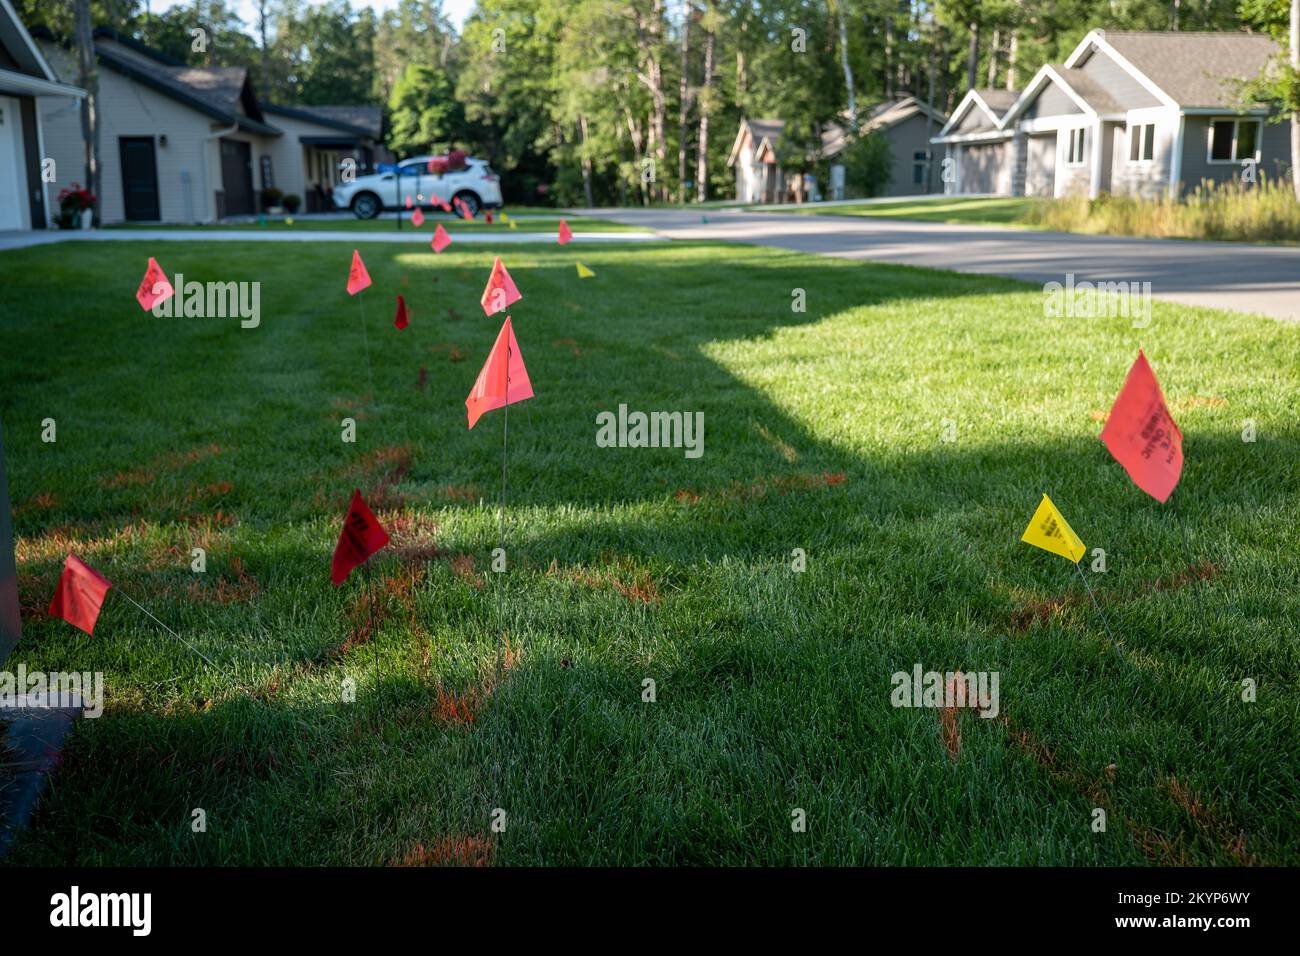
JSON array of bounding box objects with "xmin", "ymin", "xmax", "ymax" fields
[
  {"xmin": 1206, "ymin": 117, "xmax": 1263, "ymax": 166},
  {"xmin": 1064, "ymin": 127, "xmax": 1088, "ymax": 167},
  {"xmin": 1126, "ymin": 122, "xmax": 1156, "ymax": 166}
]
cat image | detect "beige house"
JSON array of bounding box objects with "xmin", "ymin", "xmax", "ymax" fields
[
  {"xmin": 36, "ymin": 28, "xmax": 383, "ymax": 224},
  {"xmin": 261, "ymin": 104, "xmax": 384, "ymax": 212},
  {"xmin": 0, "ymin": 0, "xmax": 84, "ymax": 230}
]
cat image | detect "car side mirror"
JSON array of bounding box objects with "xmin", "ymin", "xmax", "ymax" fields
[{"xmin": 381, "ymin": 174, "xmax": 394, "ymax": 181}]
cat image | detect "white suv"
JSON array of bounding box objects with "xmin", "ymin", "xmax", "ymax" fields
[{"xmin": 333, "ymin": 156, "xmax": 504, "ymax": 219}]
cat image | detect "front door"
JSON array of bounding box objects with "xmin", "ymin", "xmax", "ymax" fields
[
  {"xmin": 220, "ymin": 138, "xmax": 255, "ymax": 216},
  {"xmin": 119, "ymin": 136, "xmax": 160, "ymax": 221}
]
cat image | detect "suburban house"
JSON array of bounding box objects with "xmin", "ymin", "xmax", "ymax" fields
[
  {"xmin": 728, "ymin": 96, "xmax": 948, "ymax": 203},
  {"xmin": 0, "ymin": 0, "xmax": 85, "ymax": 230},
  {"xmin": 260, "ymin": 103, "xmax": 385, "ymax": 212},
  {"xmin": 932, "ymin": 29, "xmax": 1293, "ymax": 199},
  {"xmin": 35, "ymin": 28, "xmax": 384, "ymax": 224}
]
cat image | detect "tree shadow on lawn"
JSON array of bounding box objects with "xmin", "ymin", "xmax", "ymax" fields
[{"xmin": 2, "ymin": 240, "xmax": 1298, "ymax": 864}]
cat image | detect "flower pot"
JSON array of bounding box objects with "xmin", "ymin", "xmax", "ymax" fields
[{"xmin": 79, "ymin": 211, "xmax": 94, "ymax": 230}]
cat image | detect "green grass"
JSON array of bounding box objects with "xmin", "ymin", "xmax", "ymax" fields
[
  {"xmin": 787, "ymin": 197, "xmax": 1038, "ymax": 225},
  {"xmin": 0, "ymin": 237, "xmax": 1297, "ymax": 865},
  {"xmin": 104, "ymin": 214, "xmax": 644, "ymax": 233}
]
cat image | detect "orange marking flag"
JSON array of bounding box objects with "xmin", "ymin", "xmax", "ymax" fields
[
  {"xmin": 136, "ymin": 257, "xmax": 174, "ymax": 311},
  {"xmin": 1100, "ymin": 350, "xmax": 1184, "ymax": 503},
  {"xmin": 48, "ymin": 554, "xmax": 112, "ymax": 636},
  {"xmin": 346, "ymin": 249, "xmax": 371, "ymax": 296},
  {"xmin": 479, "ymin": 256, "xmax": 521, "ymax": 316},
  {"xmin": 331, "ymin": 490, "xmax": 389, "ymax": 586},
  {"xmin": 431, "ymin": 223, "xmax": 452, "ymax": 253},
  {"xmin": 465, "ymin": 316, "xmax": 534, "ymax": 429}
]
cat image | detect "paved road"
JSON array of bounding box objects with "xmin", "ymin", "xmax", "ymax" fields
[
  {"xmin": 581, "ymin": 207, "xmax": 1300, "ymax": 322},
  {"xmin": 0, "ymin": 229, "xmax": 655, "ymax": 252}
]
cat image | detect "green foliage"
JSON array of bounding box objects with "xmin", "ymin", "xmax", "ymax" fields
[
  {"xmin": 387, "ymin": 63, "xmax": 465, "ymax": 156},
  {"xmin": 839, "ymin": 130, "xmax": 894, "ymax": 198}
]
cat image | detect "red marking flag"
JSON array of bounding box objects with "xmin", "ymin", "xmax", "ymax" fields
[
  {"xmin": 557, "ymin": 219, "xmax": 573, "ymax": 245},
  {"xmin": 48, "ymin": 554, "xmax": 112, "ymax": 636},
  {"xmin": 411, "ymin": 206, "xmax": 425, "ymax": 228},
  {"xmin": 466, "ymin": 316, "xmax": 534, "ymax": 429},
  {"xmin": 136, "ymin": 257, "xmax": 174, "ymax": 311},
  {"xmin": 480, "ymin": 256, "xmax": 521, "ymax": 316},
  {"xmin": 346, "ymin": 249, "xmax": 371, "ymax": 296},
  {"xmin": 405, "ymin": 196, "xmax": 413, "ymax": 209},
  {"xmin": 431, "ymin": 223, "xmax": 452, "ymax": 253},
  {"xmin": 394, "ymin": 295, "xmax": 409, "ymax": 330},
  {"xmin": 1100, "ymin": 350, "xmax": 1184, "ymax": 503},
  {"xmin": 439, "ymin": 198, "xmax": 452, "ymax": 213},
  {"xmin": 486, "ymin": 212, "xmax": 494, "ymax": 224},
  {"xmin": 331, "ymin": 490, "xmax": 390, "ymax": 586}
]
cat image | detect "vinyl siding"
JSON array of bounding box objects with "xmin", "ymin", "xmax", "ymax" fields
[
  {"xmin": 1179, "ymin": 113, "xmax": 1292, "ymax": 193},
  {"xmin": 1024, "ymin": 83, "xmax": 1082, "ymax": 120},
  {"xmin": 1108, "ymin": 112, "xmax": 1176, "ymax": 198},
  {"xmin": 1074, "ymin": 46, "xmax": 1161, "ymax": 110},
  {"xmin": 880, "ymin": 112, "xmax": 940, "ymax": 196}
]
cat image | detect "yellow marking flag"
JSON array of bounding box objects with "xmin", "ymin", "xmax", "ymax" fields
[
  {"xmin": 509, "ymin": 220, "xmax": 517, "ymax": 230},
  {"xmin": 576, "ymin": 262, "xmax": 595, "ymax": 278},
  {"xmin": 500, "ymin": 212, "xmax": 510, "ymax": 223},
  {"xmin": 1020, "ymin": 494, "xmax": 1086, "ymax": 563}
]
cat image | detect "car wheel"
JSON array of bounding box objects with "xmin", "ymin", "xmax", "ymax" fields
[
  {"xmin": 351, "ymin": 192, "xmax": 381, "ymax": 220},
  {"xmin": 453, "ymin": 191, "xmax": 480, "ymax": 218}
]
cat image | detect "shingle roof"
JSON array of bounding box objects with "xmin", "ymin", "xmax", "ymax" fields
[
  {"xmin": 1100, "ymin": 31, "xmax": 1281, "ymax": 108},
  {"xmin": 294, "ymin": 105, "xmax": 382, "ymax": 138},
  {"xmin": 973, "ymin": 88, "xmax": 1018, "ymax": 116},
  {"xmin": 1056, "ymin": 67, "xmax": 1122, "ymax": 115}
]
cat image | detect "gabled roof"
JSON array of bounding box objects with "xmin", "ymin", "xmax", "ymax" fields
[
  {"xmin": 999, "ymin": 63, "xmax": 1127, "ymax": 127},
  {"xmin": 934, "ymin": 88, "xmax": 1019, "ymax": 140},
  {"xmin": 727, "ymin": 118, "xmax": 785, "ymax": 166},
  {"xmin": 862, "ymin": 96, "xmax": 947, "ymax": 132},
  {"xmin": 1066, "ymin": 30, "xmax": 1281, "ymax": 110},
  {"xmin": 91, "ymin": 34, "xmax": 280, "ymax": 136},
  {"xmin": 263, "ymin": 103, "xmax": 381, "ymax": 139},
  {"xmin": 0, "ymin": 0, "xmax": 84, "ymax": 97}
]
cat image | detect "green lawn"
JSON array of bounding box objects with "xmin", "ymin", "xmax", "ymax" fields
[
  {"xmin": 787, "ymin": 197, "xmax": 1038, "ymax": 225},
  {"xmin": 0, "ymin": 236, "xmax": 1297, "ymax": 865},
  {"xmin": 104, "ymin": 214, "xmax": 644, "ymax": 233}
]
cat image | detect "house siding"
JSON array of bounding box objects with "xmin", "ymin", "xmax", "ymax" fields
[
  {"xmin": 1074, "ymin": 47, "xmax": 1161, "ymax": 110},
  {"xmin": 1179, "ymin": 113, "xmax": 1292, "ymax": 193},
  {"xmin": 881, "ymin": 112, "xmax": 940, "ymax": 196},
  {"xmin": 1109, "ymin": 112, "xmax": 1176, "ymax": 198},
  {"xmin": 1024, "ymin": 84, "xmax": 1082, "ymax": 120}
]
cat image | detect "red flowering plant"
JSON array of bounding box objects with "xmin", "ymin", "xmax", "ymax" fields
[{"xmin": 56, "ymin": 182, "xmax": 97, "ymax": 227}]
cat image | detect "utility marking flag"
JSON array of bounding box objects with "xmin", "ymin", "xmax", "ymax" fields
[
  {"xmin": 509, "ymin": 220, "xmax": 517, "ymax": 230},
  {"xmin": 136, "ymin": 257, "xmax": 174, "ymax": 311},
  {"xmin": 557, "ymin": 219, "xmax": 573, "ymax": 244},
  {"xmin": 346, "ymin": 249, "xmax": 371, "ymax": 296},
  {"xmin": 465, "ymin": 316, "xmax": 534, "ymax": 429},
  {"xmin": 480, "ymin": 256, "xmax": 522, "ymax": 316},
  {"xmin": 394, "ymin": 295, "xmax": 409, "ymax": 330},
  {"xmin": 411, "ymin": 206, "xmax": 425, "ymax": 227},
  {"xmin": 486, "ymin": 212, "xmax": 494, "ymax": 224},
  {"xmin": 405, "ymin": 196, "xmax": 413, "ymax": 209},
  {"xmin": 500, "ymin": 212, "xmax": 510, "ymax": 223},
  {"xmin": 1021, "ymin": 494, "xmax": 1087, "ymax": 564},
  {"xmin": 48, "ymin": 554, "xmax": 112, "ymax": 636},
  {"xmin": 431, "ymin": 223, "xmax": 452, "ymax": 253},
  {"xmin": 576, "ymin": 262, "xmax": 595, "ymax": 278},
  {"xmin": 331, "ymin": 490, "xmax": 389, "ymax": 586},
  {"xmin": 1100, "ymin": 350, "xmax": 1184, "ymax": 503}
]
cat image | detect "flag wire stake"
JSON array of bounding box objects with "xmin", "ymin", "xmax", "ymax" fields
[
  {"xmin": 1074, "ymin": 561, "xmax": 1124, "ymax": 663},
  {"xmin": 116, "ymin": 588, "xmax": 235, "ymax": 681},
  {"xmin": 357, "ymin": 291, "xmax": 376, "ymax": 406}
]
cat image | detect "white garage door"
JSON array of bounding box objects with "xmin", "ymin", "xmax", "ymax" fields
[{"xmin": 0, "ymin": 97, "xmax": 26, "ymax": 230}]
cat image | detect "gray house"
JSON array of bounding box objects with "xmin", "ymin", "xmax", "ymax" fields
[
  {"xmin": 932, "ymin": 29, "xmax": 1292, "ymax": 199},
  {"xmin": 728, "ymin": 97, "xmax": 948, "ymax": 203},
  {"xmin": 36, "ymin": 29, "xmax": 384, "ymax": 224}
]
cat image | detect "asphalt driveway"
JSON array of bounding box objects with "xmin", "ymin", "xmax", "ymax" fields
[{"xmin": 582, "ymin": 207, "xmax": 1300, "ymax": 322}]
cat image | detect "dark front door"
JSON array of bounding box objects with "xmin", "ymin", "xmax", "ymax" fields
[
  {"xmin": 119, "ymin": 136, "xmax": 160, "ymax": 221},
  {"xmin": 220, "ymin": 139, "xmax": 255, "ymax": 216}
]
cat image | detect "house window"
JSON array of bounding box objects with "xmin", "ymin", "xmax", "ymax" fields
[
  {"xmin": 912, "ymin": 150, "xmax": 929, "ymax": 185},
  {"xmin": 1065, "ymin": 127, "xmax": 1087, "ymax": 166},
  {"xmin": 1209, "ymin": 118, "xmax": 1262, "ymax": 163},
  {"xmin": 1127, "ymin": 123, "xmax": 1155, "ymax": 163}
]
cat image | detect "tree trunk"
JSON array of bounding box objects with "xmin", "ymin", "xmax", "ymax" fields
[
  {"xmin": 677, "ymin": 4, "xmax": 691, "ymax": 205},
  {"xmin": 258, "ymin": 0, "xmax": 270, "ymax": 97},
  {"xmin": 1007, "ymin": 31, "xmax": 1018, "ymax": 90},
  {"xmin": 884, "ymin": 12, "xmax": 894, "ymax": 100},
  {"xmin": 1292, "ymin": 0, "xmax": 1299, "ymax": 200},
  {"xmin": 987, "ymin": 28, "xmax": 999, "ymax": 87},
  {"xmin": 967, "ymin": 22, "xmax": 979, "ymax": 92},
  {"xmin": 696, "ymin": 7, "xmax": 714, "ymax": 203},
  {"xmin": 578, "ymin": 115, "xmax": 595, "ymax": 208},
  {"xmin": 74, "ymin": 0, "xmax": 99, "ymax": 224},
  {"xmin": 635, "ymin": 0, "xmax": 668, "ymax": 203},
  {"xmin": 835, "ymin": 2, "xmax": 856, "ymax": 131}
]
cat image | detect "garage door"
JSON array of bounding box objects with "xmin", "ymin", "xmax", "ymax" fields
[
  {"xmin": 0, "ymin": 96, "xmax": 25, "ymax": 230},
  {"xmin": 1025, "ymin": 134, "xmax": 1057, "ymax": 198},
  {"xmin": 961, "ymin": 143, "xmax": 1005, "ymax": 194}
]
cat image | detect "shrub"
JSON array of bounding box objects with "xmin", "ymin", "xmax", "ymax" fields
[
  {"xmin": 283, "ymin": 194, "xmax": 302, "ymax": 214},
  {"xmin": 260, "ymin": 187, "xmax": 284, "ymax": 211},
  {"xmin": 839, "ymin": 131, "xmax": 893, "ymax": 199}
]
